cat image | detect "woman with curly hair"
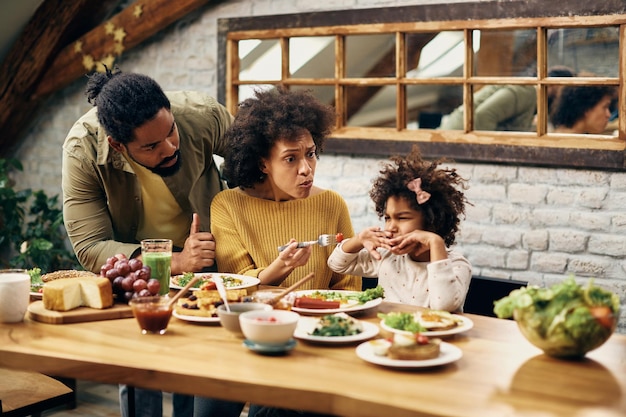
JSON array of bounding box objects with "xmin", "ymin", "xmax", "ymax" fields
[
  {"xmin": 327, "ymin": 145, "xmax": 472, "ymax": 311},
  {"xmin": 550, "ymin": 84, "xmax": 615, "ymax": 134},
  {"xmin": 210, "ymin": 86, "xmax": 360, "ymax": 291}
]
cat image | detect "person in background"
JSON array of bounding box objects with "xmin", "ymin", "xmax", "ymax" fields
[
  {"xmin": 440, "ymin": 83, "xmax": 537, "ymax": 131},
  {"xmin": 61, "ymin": 67, "xmax": 233, "ymax": 417},
  {"xmin": 441, "ymin": 66, "xmax": 576, "ymax": 132},
  {"xmin": 197, "ymin": 86, "xmax": 360, "ymax": 417},
  {"xmin": 550, "ymin": 84, "xmax": 616, "ymax": 134},
  {"xmin": 327, "ymin": 145, "xmax": 472, "ymax": 312}
]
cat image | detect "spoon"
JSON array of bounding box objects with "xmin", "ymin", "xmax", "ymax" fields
[
  {"xmin": 213, "ymin": 275, "xmax": 231, "ymax": 312},
  {"xmin": 167, "ymin": 275, "xmax": 201, "ymax": 309},
  {"xmin": 268, "ymin": 272, "xmax": 315, "ymax": 306}
]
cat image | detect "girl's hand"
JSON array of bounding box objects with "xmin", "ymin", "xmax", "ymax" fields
[
  {"xmin": 357, "ymin": 227, "xmax": 392, "ymax": 260},
  {"xmin": 388, "ymin": 230, "xmax": 447, "ymax": 261}
]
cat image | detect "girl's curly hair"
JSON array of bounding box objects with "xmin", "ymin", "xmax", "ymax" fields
[
  {"xmin": 370, "ymin": 145, "xmax": 469, "ymax": 247},
  {"xmin": 222, "ymin": 86, "xmax": 335, "ymax": 188}
]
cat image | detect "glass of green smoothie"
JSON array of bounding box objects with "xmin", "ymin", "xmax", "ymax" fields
[{"xmin": 141, "ymin": 239, "xmax": 172, "ymax": 296}]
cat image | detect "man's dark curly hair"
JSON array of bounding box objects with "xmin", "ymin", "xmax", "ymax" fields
[
  {"xmin": 222, "ymin": 86, "xmax": 335, "ymax": 189},
  {"xmin": 550, "ymin": 85, "xmax": 615, "ymax": 130},
  {"xmin": 370, "ymin": 145, "xmax": 469, "ymax": 247},
  {"xmin": 85, "ymin": 66, "xmax": 170, "ymax": 144}
]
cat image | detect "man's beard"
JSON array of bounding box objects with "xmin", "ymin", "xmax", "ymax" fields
[{"xmin": 148, "ymin": 150, "xmax": 182, "ymax": 177}]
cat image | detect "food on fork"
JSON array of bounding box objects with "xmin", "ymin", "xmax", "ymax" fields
[{"xmin": 43, "ymin": 276, "xmax": 113, "ymax": 311}]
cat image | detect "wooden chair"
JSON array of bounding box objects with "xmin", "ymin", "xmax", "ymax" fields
[
  {"xmin": 463, "ymin": 276, "xmax": 528, "ymax": 317},
  {"xmin": 0, "ymin": 369, "xmax": 75, "ymax": 417}
]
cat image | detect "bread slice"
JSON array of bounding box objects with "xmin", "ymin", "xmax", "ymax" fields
[{"xmin": 387, "ymin": 334, "xmax": 441, "ymax": 360}]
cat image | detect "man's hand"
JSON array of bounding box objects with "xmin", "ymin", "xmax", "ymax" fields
[{"xmin": 172, "ymin": 213, "xmax": 216, "ymax": 274}]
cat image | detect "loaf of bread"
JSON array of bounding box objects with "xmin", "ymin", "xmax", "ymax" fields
[
  {"xmin": 41, "ymin": 270, "xmax": 97, "ymax": 282},
  {"xmin": 43, "ymin": 277, "xmax": 113, "ymax": 311}
]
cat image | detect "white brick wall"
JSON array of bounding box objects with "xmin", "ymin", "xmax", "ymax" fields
[{"xmin": 9, "ymin": 0, "xmax": 625, "ymax": 331}]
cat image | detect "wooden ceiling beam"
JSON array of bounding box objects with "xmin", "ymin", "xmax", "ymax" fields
[
  {"xmin": 0, "ymin": 0, "xmax": 121, "ymax": 156},
  {"xmin": 0, "ymin": 0, "xmax": 216, "ymax": 157}
]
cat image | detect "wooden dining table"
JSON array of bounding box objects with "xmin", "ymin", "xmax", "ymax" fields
[{"xmin": 0, "ymin": 299, "xmax": 625, "ymax": 417}]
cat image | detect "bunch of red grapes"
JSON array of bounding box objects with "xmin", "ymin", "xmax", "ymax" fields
[{"xmin": 99, "ymin": 253, "xmax": 160, "ymax": 302}]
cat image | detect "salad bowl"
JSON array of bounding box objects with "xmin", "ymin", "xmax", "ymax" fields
[{"xmin": 494, "ymin": 277, "xmax": 619, "ymax": 359}]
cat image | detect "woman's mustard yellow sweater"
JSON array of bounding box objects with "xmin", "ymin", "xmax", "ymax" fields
[{"xmin": 210, "ymin": 189, "xmax": 361, "ymax": 291}]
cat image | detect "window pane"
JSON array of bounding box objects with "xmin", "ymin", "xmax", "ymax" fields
[
  {"xmin": 238, "ymin": 39, "xmax": 281, "ymax": 81},
  {"xmin": 346, "ymin": 85, "xmax": 397, "ymax": 127},
  {"xmin": 547, "ymin": 27, "xmax": 619, "ymax": 78},
  {"xmin": 289, "ymin": 37, "xmax": 335, "ymax": 78},
  {"xmin": 474, "ymin": 29, "xmax": 537, "ymax": 76},
  {"xmin": 345, "ymin": 34, "xmax": 396, "ymax": 78},
  {"xmin": 407, "ymin": 84, "xmax": 463, "ymax": 130},
  {"xmin": 291, "ymin": 85, "xmax": 335, "ymax": 107},
  {"xmin": 408, "ymin": 31, "xmax": 465, "ymax": 78},
  {"xmin": 236, "ymin": 84, "xmax": 277, "ymax": 103},
  {"xmin": 549, "ymin": 82, "xmax": 618, "ymax": 135},
  {"xmin": 440, "ymin": 84, "xmax": 538, "ymax": 132}
]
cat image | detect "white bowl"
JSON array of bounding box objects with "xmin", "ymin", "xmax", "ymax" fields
[
  {"xmin": 217, "ymin": 302, "xmax": 273, "ymax": 335},
  {"xmin": 239, "ymin": 309, "xmax": 300, "ymax": 346}
]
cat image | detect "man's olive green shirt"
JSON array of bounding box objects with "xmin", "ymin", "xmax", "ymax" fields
[{"xmin": 62, "ymin": 91, "xmax": 233, "ymax": 273}]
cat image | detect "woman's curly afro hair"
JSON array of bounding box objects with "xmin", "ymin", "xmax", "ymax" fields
[
  {"xmin": 370, "ymin": 145, "xmax": 470, "ymax": 247},
  {"xmin": 222, "ymin": 86, "xmax": 335, "ymax": 189}
]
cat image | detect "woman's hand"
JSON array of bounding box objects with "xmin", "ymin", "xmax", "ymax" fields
[{"xmin": 258, "ymin": 239, "xmax": 312, "ymax": 285}]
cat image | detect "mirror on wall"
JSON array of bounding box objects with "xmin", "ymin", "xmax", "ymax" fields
[{"xmin": 220, "ymin": 1, "xmax": 626, "ymax": 169}]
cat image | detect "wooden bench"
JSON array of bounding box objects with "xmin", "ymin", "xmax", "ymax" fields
[{"xmin": 0, "ymin": 369, "xmax": 75, "ymax": 417}]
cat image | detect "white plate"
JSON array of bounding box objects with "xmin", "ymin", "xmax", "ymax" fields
[
  {"xmin": 170, "ymin": 273, "xmax": 260, "ymax": 291},
  {"xmin": 380, "ymin": 314, "xmax": 474, "ymax": 337},
  {"xmin": 172, "ymin": 310, "xmax": 220, "ymax": 323},
  {"xmin": 294, "ymin": 317, "xmax": 380, "ymax": 343},
  {"xmin": 291, "ymin": 290, "xmax": 383, "ymax": 315},
  {"xmin": 355, "ymin": 340, "xmax": 462, "ymax": 368}
]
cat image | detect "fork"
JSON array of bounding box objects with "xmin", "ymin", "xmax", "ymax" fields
[{"xmin": 277, "ymin": 234, "xmax": 337, "ymax": 252}]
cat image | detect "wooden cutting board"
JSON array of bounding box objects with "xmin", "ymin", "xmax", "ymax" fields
[{"xmin": 28, "ymin": 301, "xmax": 133, "ymax": 324}]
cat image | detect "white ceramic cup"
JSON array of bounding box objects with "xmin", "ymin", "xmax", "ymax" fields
[{"xmin": 0, "ymin": 269, "xmax": 30, "ymax": 323}]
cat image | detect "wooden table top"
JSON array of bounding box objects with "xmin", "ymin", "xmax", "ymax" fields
[{"xmin": 1, "ymin": 301, "xmax": 625, "ymax": 417}]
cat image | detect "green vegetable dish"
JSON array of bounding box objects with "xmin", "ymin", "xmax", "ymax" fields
[
  {"xmin": 311, "ymin": 313, "xmax": 363, "ymax": 337},
  {"xmin": 493, "ymin": 276, "xmax": 620, "ymax": 358},
  {"xmin": 377, "ymin": 311, "xmax": 426, "ymax": 333},
  {"xmin": 308, "ymin": 286, "xmax": 385, "ymax": 304}
]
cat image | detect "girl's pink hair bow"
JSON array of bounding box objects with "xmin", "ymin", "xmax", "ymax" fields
[{"xmin": 407, "ymin": 178, "xmax": 431, "ymax": 205}]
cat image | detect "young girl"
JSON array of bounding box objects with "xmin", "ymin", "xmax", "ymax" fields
[{"xmin": 327, "ymin": 146, "xmax": 472, "ymax": 312}]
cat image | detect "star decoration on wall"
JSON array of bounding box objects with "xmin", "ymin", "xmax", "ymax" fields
[
  {"xmin": 113, "ymin": 43, "xmax": 125, "ymax": 56},
  {"xmin": 73, "ymin": 41, "xmax": 83, "ymax": 54},
  {"xmin": 105, "ymin": 22, "xmax": 116, "ymax": 35},
  {"xmin": 113, "ymin": 28, "xmax": 127, "ymax": 43},
  {"xmin": 134, "ymin": 4, "xmax": 143, "ymax": 18},
  {"xmin": 82, "ymin": 54, "xmax": 95, "ymax": 71},
  {"xmin": 100, "ymin": 54, "xmax": 116, "ymax": 71}
]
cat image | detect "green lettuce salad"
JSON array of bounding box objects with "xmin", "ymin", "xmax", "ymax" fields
[{"xmin": 493, "ymin": 276, "xmax": 620, "ymax": 357}]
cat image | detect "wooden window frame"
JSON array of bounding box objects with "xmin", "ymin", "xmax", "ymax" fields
[{"xmin": 217, "ymin": 0, "xmax": 626, "ymax": 171}]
